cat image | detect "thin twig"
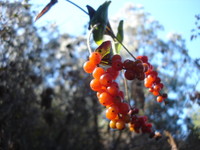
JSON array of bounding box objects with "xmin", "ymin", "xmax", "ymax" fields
[
  {"xmin": 105, "ymin": 26, "xmax": 137, "ymax": 60},
  {"xmin": 122, "ymin": 70, "xmax": 130, "ymax": 104},
  {"xmin": 66, "ymin": 0, "xmax": 88, "ymax": 15},
  {"xmin": 87, "ymin": 24, "xmax": 99, "ymax": 54}
]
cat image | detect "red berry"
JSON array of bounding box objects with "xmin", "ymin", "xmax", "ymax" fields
[
  {"xmin": 99, "ymin": 73, "xmax": 113, "ymax": 86},
  {"xmin": 123, "ymin": 59, "xmax": 135, "ymax": 70},
  {"xmin": 137, "ymin": 56, "xmax": 148, "ymax": 63},
  {"xmin": 112, "ymin": 60, "xmax": 123, "ymax": 71},
  {"xmin": 118, "ymin": 90, "xmax": 124, "ymax": 99},
  {"xmin": 107, "ymin": 83, "xmax": 119, "ymax": 96},
  {"xmin": 162, "ymin": 93, "xmax": 168, "ymax": 99},
  {"xmin": 136, "ymin": 72, "xmax": 145, "ymax": 80},
  {"xmin": 118, "ymin": 102, "xmax": 130, "ymax": 115},
  {"xmin": 112, "ymin": 54, "xmax": 122, "ymax": 62},
  {"xmin": 113, "ymin": 95, "xmax": 122, "ymax": 104},
  {"xmin": 106, "ymin": 67, "xmax": 119, "ymax": 80},
  {"xmin": 154, "ymin": 77, "xmax": 161, "ymax": 84},
  {"xmin": 124, "ymin": 70, "xmax": 136, "ymax": 80}
]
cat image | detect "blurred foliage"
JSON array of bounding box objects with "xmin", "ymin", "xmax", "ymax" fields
[
  {"xmin": 0, "ymin": 1, "xmax": 200, "ymax": 150},
  {"xmin": 191, "ymin": 14, "xmax": 200, "ymax": 40}
]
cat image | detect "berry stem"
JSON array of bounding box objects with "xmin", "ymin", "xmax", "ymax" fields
[
  {"xmin": 87, "ymin": 24, "xmax": 100, "ymax": 54},
  {"xmin": 105, "ymin": 26, "xmax": 137, "ymax": 61},
  {"xmin": 122, "ymin": 70, "xmax": 131, "ymax": 105}
]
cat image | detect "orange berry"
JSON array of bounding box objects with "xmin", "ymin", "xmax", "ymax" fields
[
  {"xmin": 99, "ymin": 92, "xmax": 114, "ymax": 106},
  {"xmin": 90, "ymin": 79, "xmax": 102, "ymax": 92},
  {"xmin": 92, "ymin": 67, "xmax": 105, "ymax": 79},
  {"xmin": 83, "ymin": 61, "xmax": 96, "ymax": 73},
  {"xmin": 99, "ymin": 73, "xmax": 113, "ymax": 86},
  {"xmin": 116, "ymin": 119, "xmax": 125, "ymax": 130},
  {"xmin": 109, "ymin": 120, "xmax": 117, "ymax": 129},
  {"xmin": 106, "ymin": 105, "xmax": 119, "ymax": 120},
  {"xmin": 157, "ymin": 96, "xmax": 164, "ymax": 103},
  {"xmin": 89, "ymin": 52, "xmax": 102, "ymax": 64}
]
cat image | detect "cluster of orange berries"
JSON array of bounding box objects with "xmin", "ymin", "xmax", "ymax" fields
[{"xmin": 83, "ymin": 51, "xmax": 154, "ymax": 133}]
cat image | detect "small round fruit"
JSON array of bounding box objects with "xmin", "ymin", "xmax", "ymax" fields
[
  {"xmin": 83, "ymin": 61, "xmax": 96, "ymax": 73},
  {"xmin": 124, "ymin": 70, "xmax": 136, "ymax": 80},
  {"xmin": 106, "ymin": 105, "xmax": 119, "ymax": 120},
  {"xmin": 116, "ymin": 120, "xmax": 125, "ymax": 130},
  {"xmin": 90, "ymin": 79, "xmax": 102, "ymax": 91},
  {"xmin": 157, "ymin": 96, "xmax": 164, "ymax": 103},
  {"xmin": 118, "ymin": 102, "xmax": 130, "ymax": 115},
  {"xmin": 109, "ymin": 120, "xmax": 117, "ymax": 129},
  {"xmin": 99, "ymin": 92, "xmax": 114, "ymax": 106},
  {"xmin": 92, "ymin": 67, "xmax": 105, "ymax": 79},
  {"xmin": 99, "ymin": 73, "xmax": 113, "ymax": 86},
  {"xmin": 112, "ymin": 60, "xmax": 123, "ymax": 71},
  {"xmin": 89, "ymin": 52, "xmax": 102, "ymax": 64}
]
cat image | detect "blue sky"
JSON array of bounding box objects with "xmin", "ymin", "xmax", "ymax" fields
[{"xmin": 33, "ymin": 0, "xmax": 200, "ymax": 59}]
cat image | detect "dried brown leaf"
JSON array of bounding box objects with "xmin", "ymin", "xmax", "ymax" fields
[{"xmin": 35, "ymin": 0, "xmax": 58, "ymax": 22}]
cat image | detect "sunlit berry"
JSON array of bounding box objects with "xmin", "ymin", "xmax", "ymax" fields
[
  {"xmin": 83, "ymin": 61, "xmax": 96, "ymax": 73},
  {"xmin": 116, "ymin": 119, "xmax": 125, "ymax": 130},
  {"xmin": 106, "ymin": 105, "xmax": 119, "ymax": 120},
  {"xmin": 92, "ymin": 67, "xmax": 105, "ymax": 79},
  {"xmin": 107, "ymin": 83, "xmax": 119, "ymax": 96},
  {"xmin": 90, "ymin": 79, "xmax": 102, "ymax": 91},
  {"xmin": 89, "ymin": 52, "xmax": 102, "ymax": 64},
  {"xmin": 99, "ymin": 92, "xmax": 114, "ymax": 106},
  {"xmin": 99, "ymin": 73, "xmax": 113, "ymax": 86},
  {"xmin": 157, "ymin": 96, "xmax": 164, "ymax": 103},
  {"xmin": 109, "ymin": 120, "xmax": 117, "ymax": 129}
]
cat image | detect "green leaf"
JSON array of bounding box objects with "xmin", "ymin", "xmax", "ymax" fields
[
  {"xmin": 115, "ymin": 20, "xmax": 124, "ymax": 54},
  {"xmin": 89, "ymin": 1, "xmax": 111, "ymax": 45},
  {"xmin": 86, "ymin": 5, "xmax": 96, "ymax": 22}
]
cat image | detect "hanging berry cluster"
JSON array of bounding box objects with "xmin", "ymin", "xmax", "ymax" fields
[
  {"xmin": 123, "ymin": 56, "xmax": 168, "ymax": 103},
  {"xmin": 83, "ymin": 43, "xmax": 167, "ymax": 136},
  {"xmin": 35, "ymin": 0, "xmax": 167, "ymax": 138}
]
